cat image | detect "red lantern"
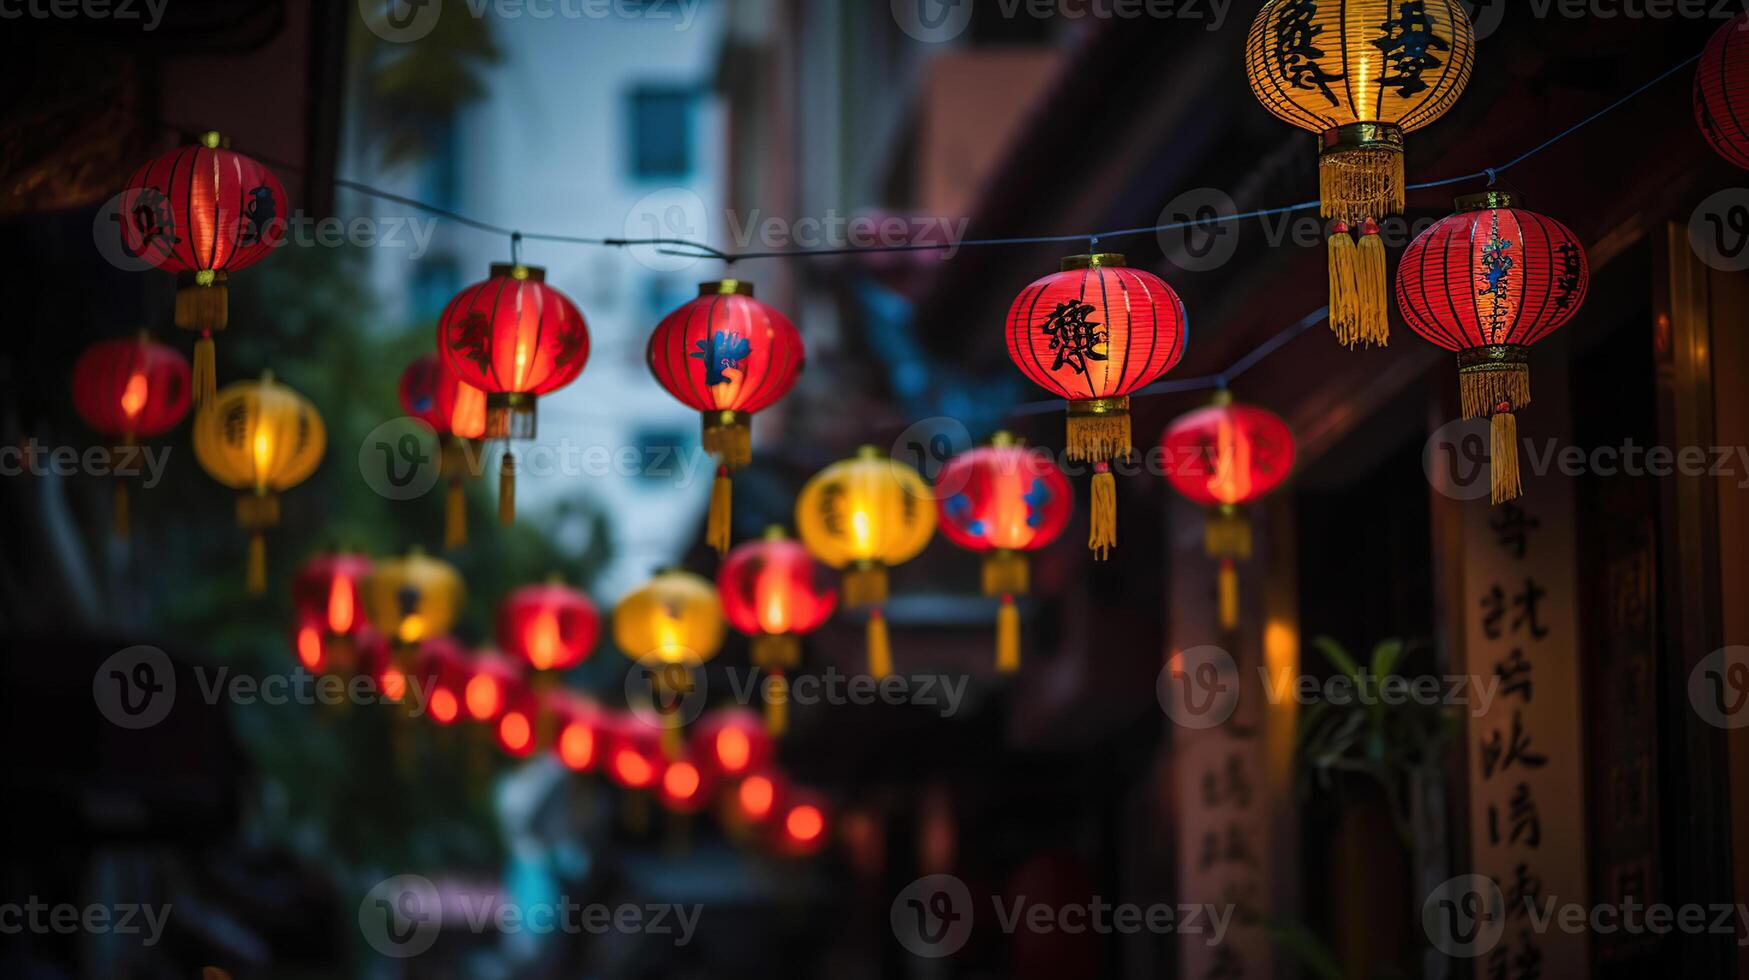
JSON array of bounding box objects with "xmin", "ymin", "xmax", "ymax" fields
[
  {"xmin": 437, "ymin": 263, "xmax": 590, "ymax": 523},
  {"xmin": 718, "ymin": 527, "xmax": 838, "ymax": 735},
  {"xmin": 1005, "ymin": 254, "xmax": 1187, "ymax": 558},
  {"xmin": 603, "ymin": 713, "xmax": 664, "ymax": 790},
  {"xmin": 117, "ymin": 131, "xmax": 286, "ymax": 406},
  {"xmin": 1397, "ymin": 193, "xmax": 1589, "ymax": 503},
  {"xmin": 1161, "ymin": 394, "xmax": 1296, "ymax": 630},
  {"xmin": 936, "ymin": 432, "xmax": 1073, "ymax": 672},
  {"xmin": 657, "ymin": 755, "xmax": 716, "ymax": 814},
  {"xmin": 647, "ymin": 280, "xmax": 805, "ymax": 552},
  {"xmin": 72, "ymin": 333, "xmax": 191, "ymax": 536},
  {"xmin": 464, "ymin": 651, "xmax": 522, "ymax": 724},
  {"xmin": 494, "ymin": 676, "xmax": 540, "ymax": 759},
  {"xmin": 497, "ymin": 580, "xmax": 600, "ymax": 674},
  {"xmin": 417, "ymin": 636, "xmax": 470, "ymax": 727},
  {"xmin": 549, "ymin": 692, "xmax": 603, "ymax": 772},
  {"xmin": 776, "ymin": 791, "xmax": 830, "ymax": 856},
  {"xmin": 355, "ymin": 628, "xmax": 406, "ymax": 704},
  {"xmin": 733, "ymin": 769, "xmax": 785, "ymax": 824},
  {"xmin": 1697, "ymin": 13, "xmax": 1749, "ymax": 169},
  {"xmin": 399, "ymin": 352, "xmax": 487, "ymax": 549},
  {"xmin": 689, "ymin": 708, "xmax": 773, "ymax": 781},
  {"xmin": 290, "ymin": 550, "xmax": 371, "ymax": 673}
]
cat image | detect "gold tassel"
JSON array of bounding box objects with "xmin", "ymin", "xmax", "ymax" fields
[
  {"xmin": 1089, "ymin": 465, "xmax": 1117, "ymax": 560},
  {"xmin": 1203, "ymin": 508, "xmax": 1253, "ymax": 560},
  {"xmin": 1459, "ymin": 363, "xmax": 1532, "ymax": 420},
  {"xmin": 1356, "ymin": 221, "xmax": 1389, "ymax": 347},
  {"xmin": 499, "ymin": 450, "xmax": 516, "ymax": 526},
  {"xmin": 843, "ymin": 563, "xmax": 889, "ymax": 607},
  {"xmin": 1066, "ymin": 400, "xmax": 1131, "ymax": 463},
  {"xmin": 113, "ymin": 480, "xmax": 130, "ymax": 539},
  {"xmin": 1327, "ymin": 223, "xmax": 1361, "ymax": 347},
  {"xmin": 1217, "ymin": 557, "xmax": 1239, "ymax": 632},
  {"xmin": 703, "ymin": 412, "xmax": 753, "ymax": 469},
  {"xmin": 764, "ymin": 672, "xmax": 789, "ymax": 736},
  {"xmin": 982, "ymin": 550, "xmax": 1029, "ymax": 596},
  {"xmin": 751, "ymin": 632, "xmax": 801, "ymax": 670},
  {"xmin": 246, "ymin": 530, "xmax": 266, "ymax": 595},
  {"xmin": 1319, "ymin": 148, "xmax": 1405, "ymax": 223},
  {"xmin": 996, "ymin": 595, "xmax": 1020, "ymax": 673},
  {"xmin": 175, "ymin": 276, "xmax": 228, "ymax": 332},
  {"xmin": 866, "ymin": 608, "xmax": 893, "ymax": 679},
  {"xmin": 1490, "ymin": 412, "xmax": 1523, "ymax": 504},
  {"xmin": 444, "ymin": 478, "xmax": 467, "ymax": 550},
  {"xmin": 707, "ymin": 466, "xmax": 733, "ymax": 554},
  {"xmin": 192, "ymin": 331, "xmax": 216, "ymax": 409}
]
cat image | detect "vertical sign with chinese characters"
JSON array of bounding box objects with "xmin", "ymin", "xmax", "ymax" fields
[{"xmin": 1462, "ymin": 423, "xmax": 1590, "ymax": 975}]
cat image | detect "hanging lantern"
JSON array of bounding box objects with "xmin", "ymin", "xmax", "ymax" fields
[
  {"xmin": 417, "ymin": 636, "xmax": 470, "ymax": 727},
  {"xmin": 355, "ymin": 627, "xmax": 405, "ymax": 703},
  {"xmin": 191, "ymin": 371, "xmax": 325, "ymax": 594},
  {"xmin": 290, "ymin": 550, "xmax": 372, "ymax": 674},
  {"xmin": 399, "ymin": 352, "xmax": 487, "ymax": 549},
  {"xmin": 72, "ymin": 333, "xmax": 191, "ymax": 537},
  {"xmin": 362, "ymin": 547, "xmax": 464, "ymax": 650},
  {"xmin": 657, "ymin": 754, "xmax": 716, "ymax": 814},
  {"xmin": 464, "ymin": 651, "xmax": 522, "ymax": 725},
  {"xmin": 603, "ymin": 712, "xmax": 665, "ymax": 791},
  {"xmin": 494, "ymin": 675, "xmax": 541, "ymax": 759},
  {"xmin": 1245, "ymin": 0, "xmax": 1476, "ymax": 347},
  {"xmin": 613, "ymin": 569, "xmax": 725, "ymax": 755},
  {"xmin": 718, "ymin": 526, "xmax": 838, "ymax": 735},
  {"xmin": 549, "ymin": 691, "xmax": 603, "ymax": 772},
  {"xmin": 1161, "ymin": 393, "xmax": 1297, "ymax": 630},
  {"xmin": 498, "ymin": 578, "xmax": 600, "ymax": 675},
  {"xmin": 117, "ymin": 131, "xmax": 287, "ymax": 406},
  {"xmin": 690, "ymin": 708, "xmax": 773, "ymax": 782},
  {"xmin": 647, "ymin": 280, "xmax": 805, "ymax": 553},
  {"xmin": 437, "ymin": 263, "xmax": 590, "ymax": 525},
  {"xmin": 733, "ymin": 769, "xmax": 785, "ymax": 824},
  {"xmin": 1697, "ymin": 12, "xmax": 1749, "ymax": 169},
  {"xmin": 1005, "ymin": 254, "xmax": 1186, "ymax": 558},
  {"xmin": 1397, "ymin": 192, "xmax": 1589, "ymax": 503},
  {"xmin": 775, "ymin": 791, "xmax": 830, "ymax": 857},
  {"xmin": 796, "ymin": 447, "xmax": 934, "ymax": 679},
  {"xmin": 936, "ymin": 432, "xmax": 1073, "ymax": 672}
]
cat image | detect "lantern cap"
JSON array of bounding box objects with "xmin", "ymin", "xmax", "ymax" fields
[
  {"xmin": 701, "ymin": 279, "xmax": 754, "ymax": 297},
  {"xmin": 197, "ymin": 130, "xmax": 229, "ymax": 149},
  {"xmin": 1455, "ymin": 191, "xmax": 1516, "ymax": 213},
  {"xmin": 1061, "ymin": 253, "xmax": 1126, "ymax": 271},
  {"xmin": 488, "ymin": 263, "xmax": 544, "ymax": 282},
  {"xmin": 259, "ymin": 369, "xmax": 276, "ymax": 385},
  {"xmin": 1319, "ymin": 122, "xmax": 1404, "ymax": 155},
  {"xmin": 762, "ymin": 525, "xmax": 789, "ymax": 541},
  {"xmin": 1210, "ymin": 388, "xmax": 1234, "ymax": 407},
  {"xmin": 854, "ymin": 444, "xmax": 885, "ymax": 461},
  {"xmin": 989, "ymin": 430, "xmax": 1018, "ymax": 448}
]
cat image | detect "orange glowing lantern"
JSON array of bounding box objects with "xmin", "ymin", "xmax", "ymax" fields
[
  {"xmin": 718, "ymin": 527, "xmax": 838, "ymax": 734},
  {"xmin": 734, "ymin": 770, "xmax": 784, "ymax": 824},
  {"xmin": 549, "ymin": 692, "xmax": 603, "ymax": 772},
  {"xmin": 417, "ymin": 636, "xmax": 470, "ymax": 727},
  {"xmin": 657, "ymin": 755, "xmax": 715, "ymax": 814},
  {"xmin": 464, "ymin": 651, "xmax": 521, "ymax": 724},
  {"xmin": 603, "ymin": 713, "xmax": 664, "ymax": 791},
  {"xmin": 776, "ymin": 791, "xmax": 830, "ymax": 856},
  {"xmin": 498, "ymin": 579, "xmax": 600, "ymax": 674},
  {"xmin": 494, "ymin": 676, "xmax": 540, "ymax": 759},
  {"xmin": 690, "ymin": 708, "xmax": 773, "ymax": 781}
]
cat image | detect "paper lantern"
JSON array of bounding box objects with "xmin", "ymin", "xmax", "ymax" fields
[
  {"xmin": 494, "ymin": 676, "xmax": 540, "ymax": 758},
  {"xmin": 647, "ymin": 279, "xmax": 805, "ymax": 552},
  {"xmin": 417, "ymin": 636, "xmax": 470, "ymax": 727},
  {"xmin": 936, "ymin": 432, "xmax": 1073, "ymax": 672},
  {"xmin": 355, "ymin": 627, "xmax": 405, "ymax": 703},
  {"xmin": 733, "ymin": 769, "xmax": 784, "ymax": 824},
  {"xmin": 362, "ymin": 548, "xmax": 464, "ymax": 648},
  {"xmin": 657, "ymin": 755, "xmax": 715, "ymax": 814},
  {"xmin": 1005, "ymin": 254, "xmax": 1186, "ymax": 558},
  {"xmin": 1246, "ymin": 0, "xmax": 1476, "ymax": 346},
  {"xmin": 690, "ymin": 708, "xmax": 773, "ymax": 781},
  {"xmin": 464, "ymin": 651, "xmax": 522, "ymax": 724},
  {"xmin": 549, "ymin": 692, "xmax": 603, "ymax": 772},
  {"xmin": 437, "ymin": 263, "xmax": 590, "ymax": 523},
  {"xmin": 498, "ymin": 579, "xmax": 600, "ymax": 676},
  {"xmin": 290, "ymin": 550, "xmax": 371, "ymax": 673},
  {"xmin": 603, "ymin": 713, "xmax": 664, "ymax": 791},
  {"xmin": 398, "ymin": 352, "xmax": 487, "ymax": 548},
  {"xmin": 718, "ymin": 526, "xmax": 838, "ymax": 734},
  {"xmin": 613, "ymin": 569, "xmax": 724, "ymax": 755},
  {"xmin": 117, "ymin": 131, "xmax": 287, "ymax": 405},
  {"xmin": 72, "ymin": 333, "xmax": 191, "ymax": 537},
  {"xmin": 1161, "ymin": 393, "xmax": 1297, "ymax": 629},
  {"xmin": 191, "ymin": 371, "xmax": 325, "ymax": 594},
  {"xmin": 776, "ymin": 791, "xmax": 830, "ymax": 857},
  {"xmin": 1397, "ymin": 192, "xmax": 1589, "ymax": 502},
  {"xmin": 796, "ymin": 447, "xmax": 934, "ymax": 678},
  {"xmin": 1698, "ymin": 12, "xmax": 1749, "ymax": 168}
]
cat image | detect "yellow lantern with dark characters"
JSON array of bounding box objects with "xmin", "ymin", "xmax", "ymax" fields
[
  {"xmin": 362, "ymin": 548, "xmax": 464, "ymax": 649},
  {"xmin": 613, "ymin": 569, "xmax": 725, "ymax": 755},
  {"xmin": 796, "ymin": 446, "xmax": 934, "ymax": 678},
  {"xmin": 1245, "ymin": 0, "xmax": 1475, "ymax": 347},
  {"xmin": 192, "ymin": 371, "xmax": 325, "ymax": 594}
]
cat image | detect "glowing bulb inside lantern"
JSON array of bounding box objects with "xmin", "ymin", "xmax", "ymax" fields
[
  {"xmin": 527, "ymin": 609, "xmax": 560, "ymax": 670},
  {"xmin": 327, "ymin": 576, "xmax": 355, "ymax": 634},
  {"xmin": 465, "ymin": 674, "xmax": 502, "ymax": 721},
  {"xmin": 614, "ymin": 747, "xmax": 654, "ymax": 787},
  {"xmin": 663, "ymin": 761, "xmax": 701, "ymax": 802},
  {"xmin": 429, "ymin": 688, "xmax": 459, "ymax": 724},
  {"xmin": 786, "ymin": 804, "xmax": 824, "ymax": 843},
  {"xmin": 756, "ymin": 567, "xmax": 790, "ymax": 634},
  {"xmin": 558, "ymin": 721, "xmax": 595, "ymax": 770},
  {"xmin": 120, "ymin": 372, "xmax": 148, "ymax": 420},
  {"xmin": 499, "ymin": 711, "xmax": 531, "ymax": 752},
  {"xmin": 716, "ymin": 728, "xmax": 752, "ymax": 773},
  {"xmin": 739, "ymin": 776, "xmax": 775, "ymax": 819},
  {"xmin": 398, "ymin": 614, "xmax": 426, "ymax": 645},
  {"xmin": 296, "ymin": 625, "xmax": 324, "ymax": 671},
  {"xmin": 381, "ymin": 667, "xmax": 407, "ymax": 702}
]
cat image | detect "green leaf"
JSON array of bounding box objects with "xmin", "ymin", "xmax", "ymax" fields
[
  {"xmin": 1312, "ymin": 636, "xmax": 1363, "ymax": 684},
  {"xmin": 1370, "ymin": 638, "xmax": 1404, "ymax": 679}
]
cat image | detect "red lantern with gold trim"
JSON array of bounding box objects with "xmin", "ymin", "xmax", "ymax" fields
[
  {"xmin": 718, "ymin": 527, "xmax": 838, "ymax": 735},
  {"xmin": 1697, "ymin": 12, "xmax": 1749, "ymax": 169},
  {"xmin": 1396, "ymin": 192, "xmax": 1589, "ymax": 503},
  {"xmin": 936, "ymin": 432, "xmax": 1072, "ymax": 672},
  {"xmin": 290, "ymin": 550, "xmax": 371, "ymax": 674},
  {"xmin": 1005, "ymin": 254, "xmax": 1187, "ymax": 558},
  {"xmin": 438, "ymin": 263, "xmax": 590, "ymax": 523},
  {"xmin": 647, "ymin": 280, "xmax": 805, "ymax": 552},
  {"xmin": 72, "ymin": 333, "xmax": 191, "ymax": 537},
  {"xmin": 399, "ymin": 352, "xmax": 487, "ymax": 548},
  {"xmin": 1161, "ymin": 393, "xmax": 1296, "ymax": 630},
  {"xmin": 117, "ymin": 131, "xmax": 287, "ymax": 406}
]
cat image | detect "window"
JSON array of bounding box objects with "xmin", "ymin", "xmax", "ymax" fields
[{"xmin": 627, "ymin": 85, "xmax": 695, "ymax": 179}]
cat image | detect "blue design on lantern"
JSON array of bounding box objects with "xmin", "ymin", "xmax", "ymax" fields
[
  {"xmin": 1024, "ymin": 479, "xmax": 1053, "ymax": 528},
  {"xmin": 692, "ymin": 331, "xmax": 751, "ymax": 386},
  {"xmin": 943, "ymin": 493, "xmax": 984, "ymax": 537}
]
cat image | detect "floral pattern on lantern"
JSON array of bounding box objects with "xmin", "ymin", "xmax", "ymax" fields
[
  {"xmin": 72, "ymin": 333, "xmax": 191, "ymax": 537},
  {"xmin": 719, "ymin": 526, "xmax": 837, "ymax": 734}
]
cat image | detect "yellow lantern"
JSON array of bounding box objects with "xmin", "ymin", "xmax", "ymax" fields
[
  {"xmin": 795, "ymin": 446, "xmax": 934, "ymax": 678},
  {"xmin": 1245, "ymin": 0, "xmax": 1475, "ymax": 347},
  {"xmin": 613, "ymin": 569, "xmax": 724, "ymax": 755},
  {"xmin": 192, "ymin": 371, "xmax": 325, "ymax": 594},
  {"xmin": 362, "ymin": 548, "xmax": 464, "ymax": 649}
]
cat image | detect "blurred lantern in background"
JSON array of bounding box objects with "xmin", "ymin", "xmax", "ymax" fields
[
  {"xmin": 437, "ymin": 262, "xmax": 590, "ymax": 524},
  {"xmin": 657, "ymin": 754, "xmax": 714, "ymax": 815},
  {"xmin": 191, "ymin": 371, "xmax": 325, "ymax": 594},
  {"xmin": 398, "ymin": 352, "xmax": 487, "ymax": 549},
  {"xmin": 464, "ymin": 651, "xmax": 521, "ymax": 726},
  {"xmin": 290, "ymin": 550, "xmax": 372, "ymax": 674},
  {"xmin": 690, "ymin": 708, "xmax": 772, "ymax": 783},
  {"xmin": 499, "ymin": 579, "xmax": 600, "ymax": 674},
  {"xmin": 613, "ymin": 569, "xmax": 724, "ymax": 754},
  {"xmin": 549, "ymin": 691, "xmax": 603, "ymax": 773},
  {"xmin": 1696, "ymin": 12, "xmax": 1749, "ymax": 168},
  {"xmin": 732, "ymin": 769, "xmax": 784, "ymax": 825},
  {"xmin": 646, "ymin": 279, "xmax": 805, "ymax": 552},
  {"xmin": 417, "ymin": 636, "xmax": 470, "ymax": 727},
  {"xmin": 72, "ymin": 333, "xmax": 190, "ymax": 537},
  {"xmin": 494, "ymin": 676, "xmax": 540, "ymax": 759},
  {"xmin": 796, "ymin": 447, "xmax": 933, "ymax": 678},
  {"xmin": 362, "ymin": 548, "xmax": 464, "ymax": 650},
  {"xmin": 936, "ymin": 432, "xmax": 1073, "ymax": 671},
  {"xmin": 604, "ymin": 712, "xmax": 664, "ymax": 791},
  {"xmin": 1005, "ymin": 255, "xmax": 1186, "ymax": 558},
  {"xmin": 718, "ymin": 527, "xmax": 837, "ymax": 734},
  {"xmin": 1161, "ymin": 393, "xmax": 1296, "ymax": 630},
  {"xmin": 1397, "ymin": 193, "xmax": 1589, "ymax": 503},
  {"xmin": 776, "ymin": 791, "xmax": 830, "ymax": 857},
  {"xmin": 354, "ymin": 628, "xmax": 401, "ymax": 703},
  {"xmin": 117, "ymin": 131, "xmax": 287, "ymax": 406},
  {"xmin": 1246, "ymin": 0, "xmax": 1476, "ymax": 347}
]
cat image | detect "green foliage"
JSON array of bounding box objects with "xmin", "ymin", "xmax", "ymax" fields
[{"xmin": 349, "ymin": 8, "xmax": 504, "ymax": 168}]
